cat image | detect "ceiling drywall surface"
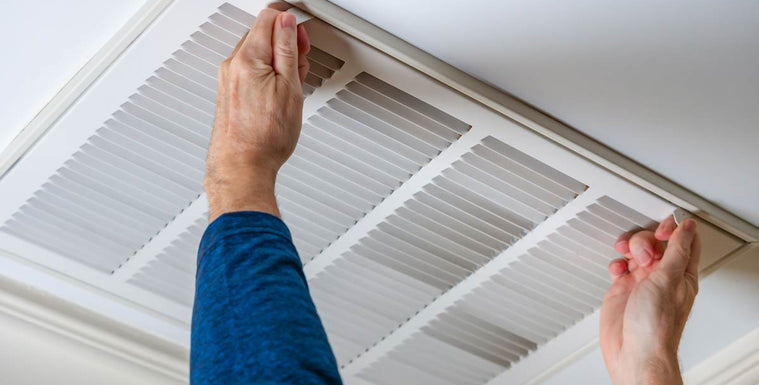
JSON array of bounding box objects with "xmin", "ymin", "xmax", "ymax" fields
[
  {"xmin": 328, "ymin": 0, "xmax": 759, "ymax": 227},
  {"xmin": 0, "ymin": 0, "xmax": 146, "ymax": 154}
]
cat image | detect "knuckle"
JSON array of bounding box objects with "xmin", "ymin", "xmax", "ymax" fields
[
  {"xmin": 218, "ymin": 58, "xmax": 231, "ymax": 75},
  {"xmin": 229, "ymin": 56, "xmax": 251, "ymax": 75},
  {"xmin": 669, "ymin": 236, "xmax": 691, "ymax": 256},
  {"xmin": 276, "ymin": 43, "xmax": 297, "ymax": 59}
]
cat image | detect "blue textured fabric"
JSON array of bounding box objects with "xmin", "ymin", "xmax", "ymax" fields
[{"xmin": 191, "ymin": 211, "xmax": 343, "ymax": 385}]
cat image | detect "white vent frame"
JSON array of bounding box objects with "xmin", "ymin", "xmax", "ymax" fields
[{"xmin": 0, "ymin": 0, "xmax": 752, "ymax": 384}]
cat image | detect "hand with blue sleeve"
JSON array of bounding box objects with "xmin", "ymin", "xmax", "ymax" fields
[{"xmin": 192, "ymin": 9, "xmax": 342, "ymax": 385}]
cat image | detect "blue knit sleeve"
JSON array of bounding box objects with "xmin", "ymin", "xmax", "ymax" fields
[{"xmin": 191, "ymin": 211, "xmax": 342, "ymax": 385}]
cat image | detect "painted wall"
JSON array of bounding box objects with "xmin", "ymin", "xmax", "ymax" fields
[{"xmin": 329, "ymin": 0, "xmax": 759, "ymax": 227}]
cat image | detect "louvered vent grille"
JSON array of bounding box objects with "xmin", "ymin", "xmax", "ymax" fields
[
  {"xmin": 128, "ymin": 217, "xmax": 207, "ymax": 306},
  {"xmin": 126, "ymin": 70, "xmax": 471, "ymax": 302},
  {"xmin": 0, "ymin": 3, "xmax": 350, "ymax": 273},
  {"xmin": 282, "ymin": 72, "xmax": 470, "ymax": 261},
  {"xmin": 356, "ymin": 196, "xmax": 652, "ymax": 385},
  {"xmin": 310, "ymin": 136, "xmax": 586, "ymax": 365}
]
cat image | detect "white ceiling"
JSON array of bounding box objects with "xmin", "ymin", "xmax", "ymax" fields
[
  {"xmin": 0, "ymin": 0, "xmax": 145, "ymax": 153},
  {"xmin": 328, "ymin": 0, "xmax": 759, "ymax": 227}
]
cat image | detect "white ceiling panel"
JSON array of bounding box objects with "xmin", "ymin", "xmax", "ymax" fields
[{"xmin": 0, "ymin": 0, "xmax": 146, "ymax": 153}]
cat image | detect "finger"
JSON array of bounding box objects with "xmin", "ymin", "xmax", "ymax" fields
[
  {"xmin": 266, "ymin": 2, "xmax": 290, "ymax": 11},
  {"xmin": 686, "ymin": 228, "xmax": 701, "ymax": 279},
  {"xmin": 608, "ymin": 258, "xmax": 629, "ymax": 281},
  {"xmin": 224, "ymin": 30, "xmax": 248, "ymax": 61},
  {"xmin": 239, "ymin": 9, "xmax": 279, "ymax": 65},
  {"xmin": 660, "ymin": 218, "xmax": 697, "ymax": 274},
  {"xmin": 272, "ymin": 12, "xmax": 299, "ymax": 81},
  {"xmin": 655, "ymin": 215, "xmax": 677, "ymax": 241},
  {"xmin": 297, "ymin": 24, "xmax": 310, "ymax": 84},
  {"xmin": 600, "ymin": 278, "xmax": 628, "ymax": 358},
  {"xmin": 653, "ymin": 239, "xmax": 665, "ymax": 260},
  {"xmin": 627, "ymin": 258, "xmax": 639, "ymax": 272},
  {"xmin": 614, "ymin": 231, "xmax": 632, "ymax": 255},
  {"xmin": 298, "ymin": 53, "xmax": 309, "ymax": 85},
  {"xmin": 628, "ymin": 230, "xmax": 658, "ymax": 267}
]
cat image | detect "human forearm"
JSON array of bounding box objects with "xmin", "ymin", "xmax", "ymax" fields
[
  {"xmin": 608, "ymin": 346, "xmax": 683, "ymax": 385},
  {"xmin": 194, "ymin": 8, "xmax": 341, "ymax": 384},
  {"xmin": 638, "ymin": 356, "xmax": 682, "ymax": 385},
  {"xmin": 191, "ymin": 212, "xmax": 342, "ymax": 385}
]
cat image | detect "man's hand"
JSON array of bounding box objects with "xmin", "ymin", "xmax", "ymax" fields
[
  {"xmin": 205, "ymin": 9, "xmax": 310, "ymax": 222},
  {"xmin": 600, "ymin": 215, "xmax": 700, "ymax": 385}
]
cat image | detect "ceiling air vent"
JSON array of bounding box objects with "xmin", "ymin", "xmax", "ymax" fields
[{"xmin": 0, "ymin": 1, "xmax": 745, "ymax": 384}]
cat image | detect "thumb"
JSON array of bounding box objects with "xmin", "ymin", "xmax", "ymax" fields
[
  {"xmin": 659, "ymin": 218, "xmax": 697, "ymax": 275},
  {"xmin": 272, "ymin": 12, "xmax": 299, "ymax": 83}
]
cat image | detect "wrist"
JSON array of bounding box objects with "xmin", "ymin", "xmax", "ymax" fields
[
  {"xmin": 638, "ymin": 355, "xmax": 682, "ymax": 385},
  {"xmin": 205, "ymin": 166, "xmax": 280, "ymax": 222},
  {"xmin": 631, "ymin": 351, "xmax": 682, "ymax": 385}
]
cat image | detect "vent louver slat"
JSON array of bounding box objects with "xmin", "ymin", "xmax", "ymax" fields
[
  {"xmin": 356, "ymin": 197, "xmax": 651, "ymax": 385},
  {"xmin": 129, "ymin": 217, "xmax": 207, "ymax": 306}
]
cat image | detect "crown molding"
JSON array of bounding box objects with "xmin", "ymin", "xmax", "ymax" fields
[
  {"xmin": 0, "ymin": 273, "xmax": 188, "ymax": 381},
  {"xmin": 685, "ymin": 325, "xmax": 759, "ymax": 385}
]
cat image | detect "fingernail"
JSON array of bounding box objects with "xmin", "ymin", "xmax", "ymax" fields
[
  {"xmin": 683, "ymin": 218, "xmax": 696, "ymax": 234},
  {"xmin": 282, "ymin": 13, "xmax": 295, "ymax": 29}
]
